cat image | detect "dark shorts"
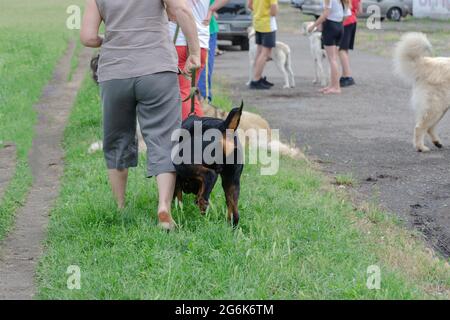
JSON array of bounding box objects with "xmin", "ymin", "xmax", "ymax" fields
[
  {"xmin": 340, "ymin": 23, "xmax": 357, "ymax": 50},
  {"xmin": 99, "ymin": 72, "xmax": 181, "ymax": 177},
  {"xmin": 321, "ymin": 19, "xmax": 344, "ymax": 47},
  {"xmin": 255, "ymin": 31, "xmax": 276, "ymax": 48}
]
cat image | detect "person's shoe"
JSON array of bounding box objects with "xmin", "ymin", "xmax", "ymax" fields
[
  {"xmin": 340, "ymin": 77, "xmax": 355, "ymax": 87},
  {"xmin": 158, "ymin": 211, "xmax": 177, "ymax": 231},
  {"xmin": 262, "ymin": 76, "xmax": 274, "ymax": 87},
  {"xmin": 249, "ymin": 79, "xmax": 271, "ymax": 90}
]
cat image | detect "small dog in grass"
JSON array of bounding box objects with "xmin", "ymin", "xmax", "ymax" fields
[
  {"xmin": 301, "ymin": 22, "xmax": 328, "ymax": 86},
  {"xmin": 393, "ymin": 32, "xmax": 450, "ymax": 152},
  {"xmin": 174, "ymin": 103, "xmax": 244, "ymax": 227},
  {"xmin": 247, "ymin": 27, "xmax": 295, "ymax": 89}
]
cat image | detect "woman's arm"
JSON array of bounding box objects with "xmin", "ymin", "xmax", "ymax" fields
[
  {"xmin": 308, "ymin": 0, "xmax": 330, "ymax": 32},
  {"xmin": 80, "ymin": 0, "xmax": 103, "ymax": 48},
  {"xmin": 270, "ymin": 3, "xmax": 278, "ymax": 17},
  {"xmin": 247, "ymin": 0, "xmax": 253, "ymax": 11},
  {"xmin": 204, "ymin": 0, "xmax": 230, "ymax": 26},
  {"xmin": 164, "ymin": 0, "xmax": 200, "ymax": 72}
]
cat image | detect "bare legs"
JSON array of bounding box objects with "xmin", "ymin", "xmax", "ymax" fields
[
  {"xmin": 156, "ymin": 172, "xmax": 176, "ymax": 215},
  {"xmin": 108, "ymin": 169, "xmax": 128, "ymax": 209},
  {"xmin": 321, "ymin": 45, "xmax": 341, "ymax": 94},
  {"xmin": 339, "ymin": 49, "xmax": 351, "ymax": 78},
  {"xmin": 253, "ymin": 45, "xmax": 272, "ymax": 81},
  {"xmin": 108, "ymin": 169, "xmax": 177, "ymax": 230}
]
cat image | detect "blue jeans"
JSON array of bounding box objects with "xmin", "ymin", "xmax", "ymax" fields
[{"xmin": 198, "ymin": 33, "xmax": 217, "ymax": 102}]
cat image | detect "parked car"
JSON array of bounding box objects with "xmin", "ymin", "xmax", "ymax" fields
[
  {"xmin": 301, "ymin": 0, "xmax": 412, "ymax": 21},
  {"xmin": 291, "ymin": 0, "xmax": 306, "ymax": 9},
  {"xmin": 217, "ymin": 0, "xmax": 252, "ymax": 50}
]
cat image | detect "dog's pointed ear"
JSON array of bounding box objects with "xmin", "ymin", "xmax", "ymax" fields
[{"xmin": 224, "ymin": 101, "xmax": 244, "ymax": 131}]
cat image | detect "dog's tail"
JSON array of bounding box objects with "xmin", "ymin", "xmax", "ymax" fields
[
  {"xmin": 88, "ymin": 140, "xmax": 103, "ymax": 154},
  {"xmin": 270, "ymin": 140, "xmax": 306, "ymax": 161},
  {"xmin": 393, "ymin": 32, "xmax": 432, "ymax": 84}
]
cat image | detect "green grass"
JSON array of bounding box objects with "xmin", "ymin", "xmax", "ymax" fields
[
  {"xmin": 36, "ymin": 77, "xmax": 450, "ymax": 299},
  {"xmin": 334, "ymin": 174, "xmax": 356, "ymax": 187},
  {"xmin": 0, "ymin": 0, "xmax": 82, "ymax": 239}
]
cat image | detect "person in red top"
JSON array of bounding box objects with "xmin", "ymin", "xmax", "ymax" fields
[{"xmin": 339, "ymin": 0, "xmax": 361, "ymax": 87}]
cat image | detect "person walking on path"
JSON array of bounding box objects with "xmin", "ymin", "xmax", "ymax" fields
[
  {"xmin": 339, "ymin": 0, "xmax": 361, "ymax": 87},
  {"xmin": 80, "ymin": 0, "xmax": 200, "ymax": 231},
  {"xmin": 248, "ymin": 0, "xmax": 279, "ymax": 90},
  {"xmin": 169, "ymin": 0, "xmax": 229, "ymax": 120},
  {"xmin": 308, "ymin": 0, "xmax": 351, "ymax": 94}
]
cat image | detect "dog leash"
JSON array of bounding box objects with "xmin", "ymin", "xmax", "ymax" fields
[{"xmin": 174, "ymin": 24, "xmax": 199, "ymax": 117}]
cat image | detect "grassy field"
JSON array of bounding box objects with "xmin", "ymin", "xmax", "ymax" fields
[
  {"xmin": 1, "ymin": 0, "xmax": 448, "ymax": 300},
  {"xmin": 0, "ymin": 0, "xmax": 82, "ymax": 239},
  {"xmin": 36, "ymin": 76, "xmax": 449, "ymax": 299}
]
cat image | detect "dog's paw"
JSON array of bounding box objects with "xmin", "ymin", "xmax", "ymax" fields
[
  {"xmin": 417, "ymin": 146, "xmax": 430, "ymax": 153},
  {"xmin": 433, "ymin": 141, "xmax": 443, "ymax": 148},
  {"xmin": 283, "ymin": 84, "xmax": 291, "ymax": 89},
  {"xmin": 312, "ymin": 79, "xmax": 318, "ymax": 84}
]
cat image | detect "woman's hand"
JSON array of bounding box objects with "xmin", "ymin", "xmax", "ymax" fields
[
  {"xmin": 203, "ymin": 9, "xmax": 213, "ymax": 26},
  {"xmin": 307, "ymin": 24, "xmax": 315, "ymax": 33},
  {"xmin": 185, "ymin": 54, "xmax": 201, "ymax": 75}
]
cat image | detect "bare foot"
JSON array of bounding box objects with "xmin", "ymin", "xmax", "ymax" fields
[
  {"xmin": 157, "ymin": 211, "xmax": 177, "ymax": 231},
  {"xmin": 319, "ymin": 86, "xmax": 330, "ymax": 93},
  {"xmin": 323, "ymin": 87, "xmax": 341, "ymax": 94}
]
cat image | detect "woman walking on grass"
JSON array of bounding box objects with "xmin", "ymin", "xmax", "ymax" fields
[
  {"xmin": 80, "ymin": 0, "xmax": 200, "ymax": 231},
  {"xmin": 308, "ymin": 0, "xmax": 351, "ymax": 94}
]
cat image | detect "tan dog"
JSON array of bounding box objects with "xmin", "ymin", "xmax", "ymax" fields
[
  {"xmin": 203, "ymin": 102, "xmax": 305, "ymax": 160},
  {"xmin": 393, "ymin": 32, "xmax": 450, "ymax": 152}
]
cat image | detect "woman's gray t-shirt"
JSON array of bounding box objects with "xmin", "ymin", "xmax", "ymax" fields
[{"xmin": 95, "ymin": 0, "xmax": 178, "ymax": 82}]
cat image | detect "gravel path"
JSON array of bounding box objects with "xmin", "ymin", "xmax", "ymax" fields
[
  {"xmin": 215, "ymin": 32, "xmax": 450, "ymax": 258},
  {"xmin": 0, "ymin": 42, "xmax": 92, "ymax": 299}
]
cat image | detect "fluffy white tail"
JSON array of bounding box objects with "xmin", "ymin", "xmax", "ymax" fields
[{"xmin": 393, "ymin": 32, "xmax": 432, "ymax": 84}]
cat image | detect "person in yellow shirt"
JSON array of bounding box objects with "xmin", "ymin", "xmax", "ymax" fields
[{"xmin": 248, "ymin": 0, "xmax": 278, "ymax": 89}]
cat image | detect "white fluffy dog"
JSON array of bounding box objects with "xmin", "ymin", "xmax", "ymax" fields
[
  {"xmin": 393, "ymin": 32, "xmax": 450, "ymax": 152},
  {"xmin": 247, "ymin": 27, "xmax": 295, "ymax": 89},
  {"xmin": 301, "ymin": 22, "xmax": 328, "ymax": 86}
]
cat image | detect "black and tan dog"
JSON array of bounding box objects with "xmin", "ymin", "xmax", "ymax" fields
[{"xmin": 173, "ymin": 103, "xmax": 244, "ymax": 227}]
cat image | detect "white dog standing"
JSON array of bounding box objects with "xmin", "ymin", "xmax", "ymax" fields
[
  {"xmin": 301, "ymin": 22, "xmax": 328, "ymax": 86},
  {"xmin": 247, "ymin": 27, "xmax": 295, "ymax": 89},
  {"xmin": 393, "ymin": 32, "xmax": 450, "ymax": 152}
]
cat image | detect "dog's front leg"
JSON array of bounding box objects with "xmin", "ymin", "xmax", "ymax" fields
[
  {"xmin": 196, "ymin": 169, "xmax": 218, "ymax": 214},
  {"xmin": 276, "ymin": 58, "xmax": 290, "ymax": 89},
  {"xmin": 317, "ymin": 57, "xmax": 327, "ymax": 86},
  {"xmin": 173, "ymin": 178, "xmax": 183, "ymax": 204},
  {"xmin": 313, "ymin": 58, "xmax": 319, "ymax": 84},
  {"xmin": 221, "ymin": 171, "xmax": 241, "ymax": 227}
]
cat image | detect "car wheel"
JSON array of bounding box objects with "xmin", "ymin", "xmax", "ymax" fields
[{"xmin": 387, "ymin": 7, "xmax": 402, "ymax": 21}]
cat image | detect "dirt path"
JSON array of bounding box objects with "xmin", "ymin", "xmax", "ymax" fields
[
  {"xmin": 0, "ymin": 42, "xmax": 92, "ymax": 299},
  {"xmin": 0, "ymin": 143, "xmax": 16, "ymax": 201},
  {"xmin": 216, "ymin": 32, "xmax": 450, "ymax": 258}
]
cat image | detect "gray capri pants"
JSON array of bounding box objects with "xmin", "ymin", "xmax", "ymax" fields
[{"xmin": 100, "ymin": 72, "xmax": 181, "ymax": 177}]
